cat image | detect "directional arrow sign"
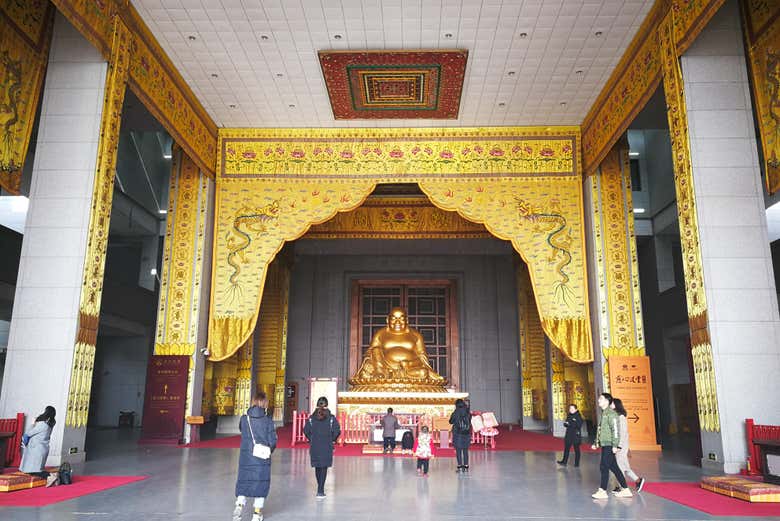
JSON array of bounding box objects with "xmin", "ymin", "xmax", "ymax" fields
[{"xmin": 629, "ymin": 413, "xmax": 640, "ymax": 423}]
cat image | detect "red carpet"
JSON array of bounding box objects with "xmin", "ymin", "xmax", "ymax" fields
[
  {"xmin": 182, "ymin": 435, "xmax": 240, "ymax": 449},
  {"xmin": 643, "ymin": 482, "xmax": 780, "ymax": 516},
  {"xmin": 0, "ymin": 475, "xmax": 148, "ymax": 507}
]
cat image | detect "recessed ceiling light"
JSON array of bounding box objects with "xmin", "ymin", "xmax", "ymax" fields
[
  {"xmin": 519, "ymin": 32, "xmax": 528, "ymax": 38},
  {"xmin": 629, "ymin": 151, "xmax": 640, "ymax": 157},
  {"xmin": 560, "ymin": 101, "xmax": 567, "ymax": 107},
  {"xmin": 633, "ymin": 208, "xmax": 646, "ymax": 214},
  {"xmin": 276, "ymin": 73, "xmax": 284, "ymax": 78},
  {"xmin": 498, "ymin": 102, "xmax": 506, "ymax": 107},
  {"xmin": 158, "ymin": 210, "xmax": 167, "ymax": 215},
  {"xmin": 507, "ymin": 71, "xmax": 516, "ymax": 76},
  {"xmin": 288, "ymin": 104, "xmax": 296, "ymax": 108},
  {"xmin": 594, "ymin": 31, "xmax": 603, "ymax": 37},
  {"xmin": 228, "ymin": 103, "xmax": 237, "ymax": 109},
  {"xmin": 444, "ymin": 33, "xmax": 453, "ymax": 39},
  {"xmin": 211, "ymin": 73, "xmax": 219, "ymax": 78},
  {"xmin": 333, "ymin": 34, "xmax": 343, "ymax": 40},
  {"xmin": 575, "ymin": 69, "xmax": 583, "ymax": 75},
  {"xmin": 260, "ymin": 35, "xmax": 269, "ymax": 40},
  {"xmin": 187, "ymin": 35, "xmax": 197, "ymax": 41}
]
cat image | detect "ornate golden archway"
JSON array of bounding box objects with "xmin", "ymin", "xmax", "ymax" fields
[{"xmin": 208, "ymin": 127, "xmax": 593, "ymax": 364}]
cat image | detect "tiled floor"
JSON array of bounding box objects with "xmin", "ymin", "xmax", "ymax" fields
[{"xmin": 2, "ymin": 429, "xmax": 772, "ymax": 521}]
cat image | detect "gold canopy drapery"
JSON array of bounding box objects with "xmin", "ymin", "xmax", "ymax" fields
[
  {"xmin": 209, "ymin": 127, "xmax": 593, "ymax": 364},
  {"xmin": 0, "ymin": 1, "xmax": 53, "ymax": 193}
]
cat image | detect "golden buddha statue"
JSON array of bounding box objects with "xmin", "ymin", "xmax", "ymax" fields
[{"xmin": 350, "ymin": 307, "xmax": 447, "ymax": 392}]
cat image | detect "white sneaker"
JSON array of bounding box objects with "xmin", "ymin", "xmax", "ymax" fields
[
  {"xmin": 232, "ymin": 504, "xmax": 244, "ymax": 521},
  {"xmin": 45, "ymin": 474, "xmax": 59, "ymax": 488},
  {"xmin": 591, "ymin": 488, "xmax": 608, "ymax": 499},
  {"xmin": 251, "ymin": 512, "xmax": 264, "ymax": 521},
  {"xmin": 615, "ymin": 487, "xmax": 633, "ymax": 498}
]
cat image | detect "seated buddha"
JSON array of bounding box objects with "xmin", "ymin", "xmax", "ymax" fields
[{"xmin": 350, "ymin": 307, "xmax": 447, "ymax": 392}]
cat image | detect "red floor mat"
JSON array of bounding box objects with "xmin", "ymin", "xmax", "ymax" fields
[
  {"xmin": 643, "ymin": 481, "xmax": 780, "ymax": 516},
  {"xmin": 0, "ymin": 475, "xmax": 148, "ymax": 507}
]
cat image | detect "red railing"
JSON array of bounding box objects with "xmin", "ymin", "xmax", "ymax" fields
[
  {"xmin": 0, "ymin": 413, "xmax": 25, "ymax": 467},
  {"xmin": 291, "ymin": 410, "xmax": 308, "ymax": 446},
  {"xmin": 745, "ymin": 418, "xmax": 780, "ymax": 475}
]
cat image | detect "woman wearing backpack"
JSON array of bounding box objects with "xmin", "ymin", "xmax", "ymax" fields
[
  {"xmin": 303, "ymin": 396, "xmax": 341, "ymax": 498},
  {"xmin": 233, "ymin": 392, "xmax": 277, "ymax": 521},
  {"xmin": 449, "ymin": 398, "xmax": 471, "ymax": 473}
]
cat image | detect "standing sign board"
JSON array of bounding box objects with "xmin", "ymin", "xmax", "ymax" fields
[
  {"xmin": 607, "ymin": 355, "xmax": 661, "ymax": 451},
  {"xmin": 309, "ymin": 377, "xmax": 338, "ymax": 413},
  {"xmin": 141, "ymin": 355, "xmax": 190, "ymax": 444}
]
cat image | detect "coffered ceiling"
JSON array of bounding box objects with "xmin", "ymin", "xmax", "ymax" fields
[{"xmin": 132, "ymin": 0, "xmax": 654, "ymax": 128}]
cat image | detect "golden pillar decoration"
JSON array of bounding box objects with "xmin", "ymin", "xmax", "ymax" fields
[
  {"xmin": 253, "ymin": 257, "xmax": 292, "ymax": 421},
  {"xmin": 153, "ymin": 146, "xmax": 209, "ymax": 414},
  {"xmin": 589, "ymin": 145, "xmax": 646, "ymax": 390},
  {"xmin": 517, "ymin": 262, "xmax": 548, "ymax": 420},
  {"xmin": 741, "ymin": 0, "xmax": 780, "ymax": 194},
  {"xmin": 202, "ymin": 360, "xmax": 214, "ymax": 417},
  {"xmin": 660, "ymin": 13, "xmax": 720, "ymax": 432},
  {"xmin": 66, "ymin": 17, "xmax": 131, "ymax": 428},
  {"xmin": 213, "ymin": 354, "xmax": 237, "ymax": 416},
  {"xmin": 234, "ymin": 333, "xmax": 254, "ymax": 414},
  {"xmin": 550, "ymin": 343, "xmax": 566, "ymax": 421},
  {"xmin": 0, "ymin": 1, "xmax": 54, "ymax": 194}
]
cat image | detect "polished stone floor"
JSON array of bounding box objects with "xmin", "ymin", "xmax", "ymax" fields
[{"xmin": 2, "ymin": 429, "xmax": 773, "ymax": 521}]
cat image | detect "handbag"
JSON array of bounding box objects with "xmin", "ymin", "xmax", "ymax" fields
[
  {"xmin": 246, "ymin": 417, "xmax": 271, "ymax": 459},
  {"xmin": 58, "ymin": 462, "xmax": 73, "ymax": 485}
]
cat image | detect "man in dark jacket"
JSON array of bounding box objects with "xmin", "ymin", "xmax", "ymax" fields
[
  {"xmin": 449, "ymin": 398, "xmax": 472, "ymax": 473},
  {"xmin": 234, "ymin": 392, "xmax": 277, "ymax": 521},
  {"xmin": 381, "ymin": 407, "xmax": 401, "ymax": 453},
  {"xmin": 557, "ymin": 404, "xmax": 584, "ymax": 467},
  {"xmin": 303, "ymin": 396, "xmax": 342, "ymax": 498}
]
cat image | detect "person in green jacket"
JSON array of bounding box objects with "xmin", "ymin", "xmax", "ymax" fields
[{"xmin": 590, "ymin": 393, "xmax": 632, "ymax": 499}]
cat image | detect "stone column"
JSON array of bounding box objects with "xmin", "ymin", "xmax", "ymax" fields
[
  {"xmin": 676, "ymin": 0, "xmax": 780, "ymax": 472},
  {"xmin": 153, "ymin": 146, "xmax": 213, "ymax": 444},
  {"xmin": 0, "ymin": 14, "xmax": 113, "ymax": 464}
]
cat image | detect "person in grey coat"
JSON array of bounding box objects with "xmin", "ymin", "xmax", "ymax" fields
[
  {"xmin": 381, "ymin": 407, "xmax": 400, "ymax": 454},
  {"xmin": 20, "ymin": 406, "xmax": 56, "ymax": 486},
  {"xmin": 233, "ymin": 392, "xmax": 277, "ymax": 521},
  {"xmin": 303, "ymin": 396, "xmax": 341, "ymax": 498}
]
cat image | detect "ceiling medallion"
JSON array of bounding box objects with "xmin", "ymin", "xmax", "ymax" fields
[{"xmin": 318, "ymin": 49, "xmax": 468, "ymax": 119}]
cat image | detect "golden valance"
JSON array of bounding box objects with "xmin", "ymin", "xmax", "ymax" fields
[
  {"xmin": 209, "ymin": 127, "xmax": 593, "ymax": 364},
  {"xmin": 0, "ymin": 2, "xmax": 53, "ymax": 193}
]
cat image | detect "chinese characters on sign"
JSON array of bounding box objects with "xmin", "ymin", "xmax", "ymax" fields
[
  {"xmin": 608, "ymin": 356, "xmax": 660, "ymax": 451},
  {"xmin": 141, "ymin": 356, "xmax": 190, "ymax": 443}
]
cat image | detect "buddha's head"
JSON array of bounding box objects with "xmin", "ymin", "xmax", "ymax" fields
[{"xmin": 387, "ymin": 307, "xmax": 409, "ymax": 332}]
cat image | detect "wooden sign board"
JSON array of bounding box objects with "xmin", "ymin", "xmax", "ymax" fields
[
  {"xmin": 141, "ymin": 355, "xmax": 190, "ymax": 444},
  {"xmin": 608, "ymin": 355, "xmax": 661, "ymax": 451},
  {"xmin": 433, "ymin": 417, "xmax": 451, "ymax": 431},
  {"xmin": 309, "ymin": 377, "xmax": 338, "ymax": 413}
]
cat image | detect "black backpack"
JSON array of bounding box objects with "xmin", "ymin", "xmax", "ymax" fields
[
  {"xmin": 401, "ymin": 430, "xmax": 414, "ymax": 450},
  {"xmin": 455, "ymin": 413, "xmax": 470, "ymax": 434},
  {"xmin": 58, "ymin": 462, "xmax": 72, "ymax": 485}
]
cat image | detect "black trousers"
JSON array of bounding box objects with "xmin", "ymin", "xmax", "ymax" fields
[
  {"xmin": 456, "ymin": 447, "xmax": 469, "ymax": 467},
  {"xmin": 314, "ymin": 467, "xmax": 328, "ymax": 494},
  {"xmin": 600, "ymin": 447, "xmax": 627, "ymax": 490},
  {"xmin": 561, "ymin": 439, "xmax": 581, "ymax": 466},
  {"xmin": 416, "ymin": 458, "xmax": 429, "ymax": 474},
  {"xmin": 383, "ymin": 436, "xmax": 396, "ymax": 450}
]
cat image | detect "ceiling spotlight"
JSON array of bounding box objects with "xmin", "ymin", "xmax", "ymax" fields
[
  {"xmin": 444, "ymin": 33, "xmax": 453, "ymax": 39},
  {"xmin": 575, "ymin": 69, "xmax": 583, "ymax": 75},
  {"xmin": 187, "ymin": 35, "xmax": 197, "ymax": 41},
  {"xmin": 288, "ymin": 104, "xmax": 296, "ymax": 108},
  {"xmin": 633, "ymin": 208, "xmax": 646, "ymax": 214},
  {"xmin": 157, "ymin": 210, "xmax": 167, "ymax": 215},
  {"xmin": 594, "ymin": 31, "xmax": 603, "ymax": 37},
  {"xmin": 498, "ymin": 102, "xmax": 506, "ymax": 107},
  {"xmin": 519, "ymin": 32, "xmax": 528, "ymax": 38},
  {"xmin": 507, "ymin": 71, "xmax": 516, "ymax": 76},
  {"xmin": 333, "ymin": 34, "xmax": 343, "ymax": 40},
  {"xmin": 560, "ymin": 101, "xmax": 567, "ymax": 107},
  {"xmin": 276, "ymin": 73, "xmax": 284, "ymax": 78},
  {"xmin": 228, "ymin": 103, "xmax": 237, "ymax": 109},
  {"xmin": 211, "ymin": 73, "xmax": 219, "ymax": 78},
  {"xmin": 629, "ymin": 151, "xmax": 640, "ymax": 157},
  {"xmin": 260, "ymin": 35, "xmax": 269, "ymax": 40}
]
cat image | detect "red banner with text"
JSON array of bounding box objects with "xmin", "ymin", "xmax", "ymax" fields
[{"xmin": 141, "ymin": 355, "xmax": 189, "ymax": 444}]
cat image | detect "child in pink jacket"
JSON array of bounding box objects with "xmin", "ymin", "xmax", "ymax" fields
[{"xmin": 413, "ymin": 426, "xmax": 436, "ymax": 476}]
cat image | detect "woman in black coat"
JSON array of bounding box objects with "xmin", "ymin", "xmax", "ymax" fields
[
  {"xmin": 557, "ymin": 403, "xmax": 584, "ymax": 467},
  {"xmin": 233, "ymin": 392, "xmax": 277, "ymax": 521},
  {"xmin": 303, "ymin": 396, "xmax": 341, "ymax": 498},
  {"xmin": 449, "ymin": 398, "xmax": 471, "ymax": 473}
]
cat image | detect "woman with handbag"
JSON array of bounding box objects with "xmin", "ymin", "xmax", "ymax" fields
[
  {"xmin": 20, "ymin": 406, "xmax": 58, "ymax": 487},
  {"xmin": 233, "ymin": 392, "xmax": 277, "ymax": 521},
  {"xmin": 303, "ymin": 396, "xmax": 341, "ymax": 498},
  {"xmin": 557, "ymin": 404, "xmax": 584, "ymax": 467}
]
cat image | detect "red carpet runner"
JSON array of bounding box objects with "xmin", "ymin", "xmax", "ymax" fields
[
  {"xmin": 0, "ymin": 475, "xmax": 148, "ymax": 507},
  {"xmin": 643, "ymin": 482, "xmax": 780, "ymax": 517}
]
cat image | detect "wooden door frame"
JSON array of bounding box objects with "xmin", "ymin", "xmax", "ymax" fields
[{"xmin": 348, "ymin": 279, "xmax": 460, "ymax": 389}]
